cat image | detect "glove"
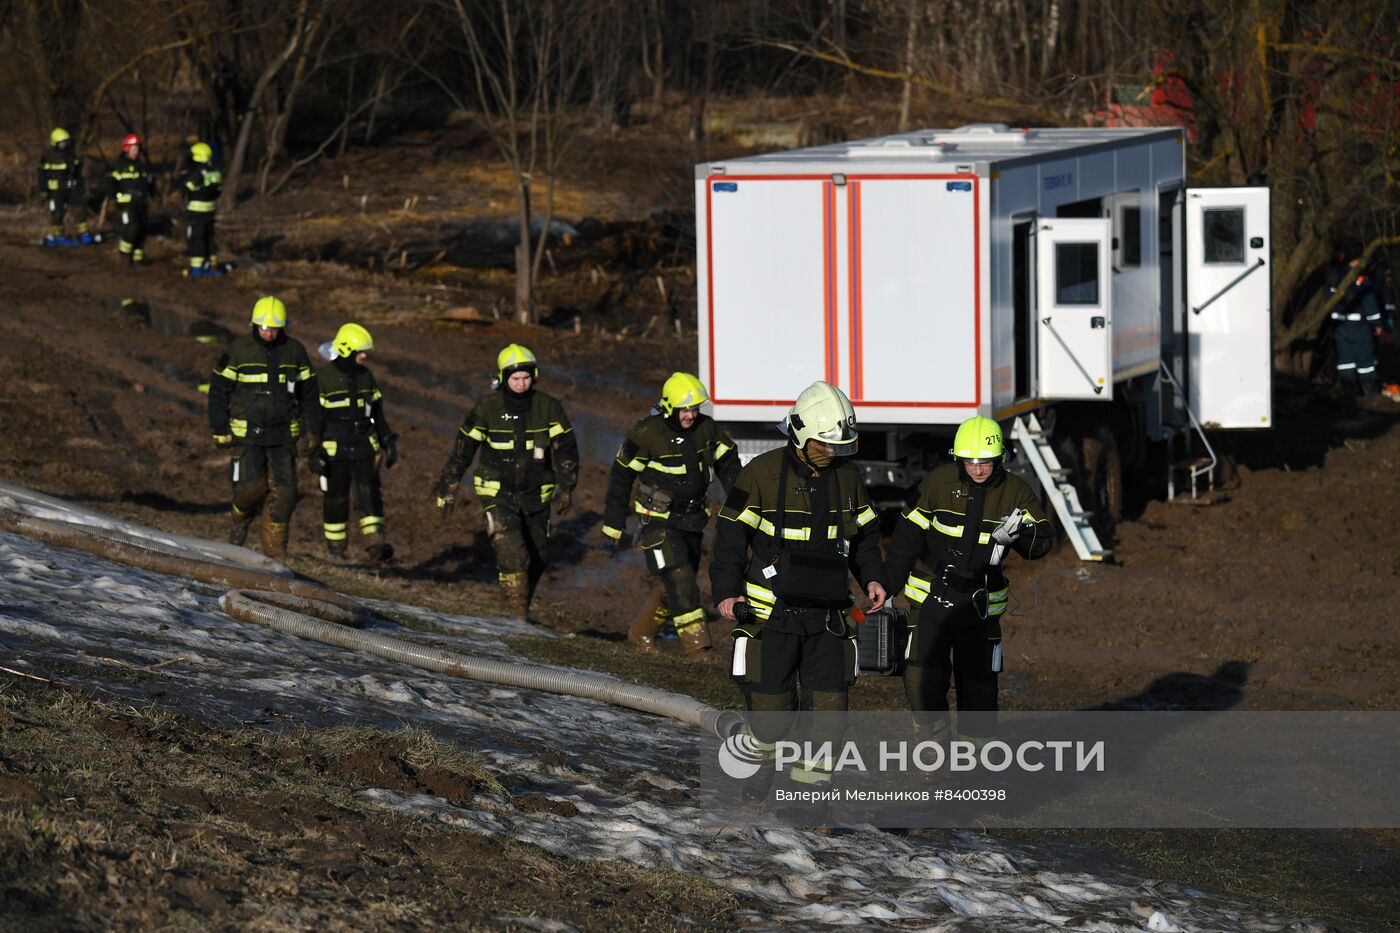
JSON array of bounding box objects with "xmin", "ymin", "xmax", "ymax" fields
[
  {"xmin": 554, "ymin": 490, "xmax": 572, "ymax": 516},
  {"xmin": 213, "ymin": 434, "xmax": 234, "ymax": 448},
  {"xmin": 436, "ymin": 491, "xmax": 455, "ymax": 518},
  {"xmin": 990, "ymin": 508, "xmax": 1026, "ymax": 546},
  {"xmin": 380, "ymin": 434, "xmax": 399, "ymax": 469},
  {"xmin": 306, "ymin": 450, "xmax": 327, "ymax": 476}
]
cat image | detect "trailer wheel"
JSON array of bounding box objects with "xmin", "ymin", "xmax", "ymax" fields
[{"xmin": 1080, "ymin": 426, "xmax": 1124, "ymax": 537}]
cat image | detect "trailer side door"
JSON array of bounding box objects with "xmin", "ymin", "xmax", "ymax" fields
[
  {"xmin": 1036, "ymin": 218, "xmax": 1113, "ymax": 400},
  {"xmin": 1184, "ymin": 187, "xmax": 1272, "ymax": 428}
]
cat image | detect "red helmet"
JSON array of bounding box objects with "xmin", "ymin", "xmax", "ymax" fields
[{"xmin": 122, "ymin": 133, "xmax": 141, "ymax": 151}]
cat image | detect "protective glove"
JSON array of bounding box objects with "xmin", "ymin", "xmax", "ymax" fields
[
  {"xmin": 990, "ymin": 508, "xmax": 1027, "ymax": 546},
  {"xmin": 436, "ymin": 491, "xmax": 455, "ymax": 519},
  {"xmin": 212, "ymin": 434, "xmax": 234, "ymax": 448},
  {"xmin": 554, "ymin": 490, "xmax": 572, "ymax": 516},
  {"xmin": 380, "ymin": 433, "xmax": 399, "ymax": 469},
  {"xmin": 306, "ymin": 450, "xmax": 327, "ymax": 476}
]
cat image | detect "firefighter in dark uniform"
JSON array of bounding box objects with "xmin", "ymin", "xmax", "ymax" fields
[
  {"xmin": 1328, "ymin": 253, "xmax": 1383, "ymax": 397},
  {"xmin": 208, "ymin": 296, "xmax": 321, "ymax": 559},
  {"xmin": 435, "ymin": 344, "xmax": 579, "ymax": 620},
  {"xmin": 603, "ymin": 372, "xmax": 741, "ymax": 655},
  {"xmin": 711, "ymin": 381, "xmax": 887, "ymax": 787},
  {"xmin": 179, "ymin": 141, "xmax": 223, "ymax": 277},
  {"xmin": 105, "ymin": 133, "xmax": 155, "ymax": 265},
  {"xmin": 884, "ymin": 416, "xmax": 1052, "ymax": 744},
  {"xmin": 37, "ymin": 128, "xmax": 91, "ymax": 246},
  {"xmin": 308, "ymin": 323, "xmax": 398, "ymax": 563}
]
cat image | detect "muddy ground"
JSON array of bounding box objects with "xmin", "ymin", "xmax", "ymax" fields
[{"xmin": 2, "ymin": 104, "xmax": 1399, "ymax": 928}]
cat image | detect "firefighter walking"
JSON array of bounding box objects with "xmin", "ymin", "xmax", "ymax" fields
[
  {"xmin": 308, "ymin": 323, "xmax": 398, "ymax": 563},
  {"xmin": 37, "ymin": 128, "xmax": 91, "ymax": 246},
  {"xmin": 884, "ymin": 416, "xmax": 1052, "ymax": 744},
  {"xmin": 208, "ymin": 296, "xmax": 321, "ymax": 559},
  {"xmin": 179, "ymin": 142, "xmax": 223, "ymax": 278},
  {"xmin": 105, "ymin": 134, "xmax": 155, "ymax": 265},
  {"xmin": 435, "ymin": 344, "xmax": 579, "ymax": 620},
  {"xmin": 711, "ymin": 381, "xmax": 887, "ymax": 787},
  {"xmin": 602, "ymin": 373, "xmax": 740, "ymax": 655}
]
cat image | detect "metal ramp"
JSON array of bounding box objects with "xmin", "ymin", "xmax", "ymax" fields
[{"xmin": 1011, "ymin": 414, "xmax": 1109, "ymax": 562}]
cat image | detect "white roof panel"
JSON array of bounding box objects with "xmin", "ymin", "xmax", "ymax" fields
[{"xmin": 697, "ymin": 123, "xmax": 1183, "ymax": 176}]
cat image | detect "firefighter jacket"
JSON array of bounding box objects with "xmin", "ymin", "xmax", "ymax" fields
[
  {"xmin": 437, "ymin": 388, "xmax": 579, "ymax": 512},
  {"xmin": 603, "ymin": 413, "xmax": 741, "ymax": 537},
  {"xmin": 884, "ymin": 463, "xmax": 1052, "ymax": 617},
  {"xmin": 1328, "ymin": 264, "xmax": 1383, "ymax": 326},
  {"xmin": 316, "ymin": 357, "xmax": 391, "ymax": 461},
  {"xmin": 38, "ymin": 145, "xmax": 84, "ymax": 196},
  {"xmin": 208, "ymin": 330, "xmax": 321, "ymax": 447},
  {"xmin": 711, "ymin": 443, "xmax": 887, "ymax": 627},
  {"xmin": 179, "ymin": 164, "xmax": 222, "ymax": 214},
  {"xmin": 106, "ymin": 155, "xmax": 153, "ymax": 205}
]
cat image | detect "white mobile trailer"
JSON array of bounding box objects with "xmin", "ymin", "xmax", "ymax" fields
[{"xmin": 695, "ymin": 124, "xmax": 1272, "ymax": 559}]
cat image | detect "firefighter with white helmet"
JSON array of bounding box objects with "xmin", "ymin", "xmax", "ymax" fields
[
  {"xmin": 434, "ymin": 344, "xmax": 579, "ymax": 620},
  {"xmin": 207, "ymin": 296, "xmax": 321, "ymax": 559},
  {"xmin": 308, "ymin": 323, "xmax": 397, "ymax": 563},
  {"xmin": 710, "ymin": 380, "xmax": 888, "ymax": 788},
  {"xmin": 603, "ymin": 372, "xmax": 741, "ymax": 654},
  {"xmin": 884, "ymin": 415, "xmax": 1053, "ymax": 743}
]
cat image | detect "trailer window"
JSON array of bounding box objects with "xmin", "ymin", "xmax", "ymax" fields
[
  {"xmin": 1056, "ymin": 242, "xmax": 1100, "ymax": 305},
  {"xmin": 1203, "ymin": 208, "xmax": 1245, "ymax": 264},
  {"xmin": 1121, "ymin": 206, "xmax": 1142, "ymax": 267}
]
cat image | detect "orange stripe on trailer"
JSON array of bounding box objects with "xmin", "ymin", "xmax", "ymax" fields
[{"xmin": 848, "ymin": 181, "xmax": 864, "ymax": 400}]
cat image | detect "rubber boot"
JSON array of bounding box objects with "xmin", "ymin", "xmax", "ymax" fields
[
  {"xmin": 627, "ymin": 588, "xmax": 666, "ymax": 650},
  {"xmin": 261, "ymin": 521, "xmax": 289, "ymax": 560},
  {"xmin": 677, "ymin": 619, "xmax": 715, "ymax": 656},
  {"xmin": 229, "ymin": 508, "xmax": 254, "ymax": 546},
  {"xmin": 326, "ymin": 538, "xmax": 347, "ymax": 559},
  {"xmin": 365, "ymin": 540, "xmax": 395, "ymax": 564},
  {"xmin": 500, "ymin": 572, "xmax": 530, "ymax": 621}
]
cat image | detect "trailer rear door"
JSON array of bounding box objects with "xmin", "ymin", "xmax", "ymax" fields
[
  {"xmin": 1037, "ymin": 218, "xmax": 1113, "ymax": 400},
  {"xmin": 706, "ymin": 178, "xmax": 829, "ymax": 404},
  {"xmin": 1185, "ymin": 187, "xmax": 1272, "ymax": 428}
]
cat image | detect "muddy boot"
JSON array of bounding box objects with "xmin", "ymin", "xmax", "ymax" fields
[
  {"xmin": 326, "ymin": 538, "xmax": 347, "ymax": 559},
  {"xmin": 500, "ymin": 572, "xmax": 530, "ymax": 621},
  {"xmin": 677, "ymin": 618, "xmax": 715, "ymax": 656},
  {"xmin": 229, "ymin": 508, "xmax": 254, "ymax": 547},
  {"xmin": 261, "ymin": 521, "xmax": 289, "ymax": 561},
  {"xmin": 628, "ymin": 589, "xmax": 666, "ymax": 650},
  {"xmin": 365, "ymin": 540, "xmax": 395, "ymax": 565}
]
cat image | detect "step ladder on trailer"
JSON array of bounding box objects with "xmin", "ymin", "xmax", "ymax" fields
[
  {"xmin": 1010, "ymin": 414, "xmax": 1109, "ymax": 562},
  {"xmin": 1158, "ymin": 362, "xmax": 1219, "ymax": 501}
]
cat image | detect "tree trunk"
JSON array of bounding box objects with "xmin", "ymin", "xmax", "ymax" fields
[
  {"xmin": 515, "ymin": 176, "xmax": 534, "ymax": 324},
  {"xmin": 897, "ymin": 0, "xmax": 918, "ymax": 132},
  {"xmin": 221, "ymin": 0, "xmax": 308, "ymax": 214}
]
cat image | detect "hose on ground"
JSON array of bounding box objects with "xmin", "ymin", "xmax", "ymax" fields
[
  {"xmin": 222, "ymin": 590, "xmax": 744, "ymax": 738},
  {"xmin": 0, "ymin": 500, "xmax": 744, "ymax": 739}
]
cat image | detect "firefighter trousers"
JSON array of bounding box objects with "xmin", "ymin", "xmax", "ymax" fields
[
  {"xmin": 731, "ymin": 610, "xmax": 858, "ymax": 744},
  {"xmin": 117, "ymin": 201, "xmax": 149, "ymax": 257},
  {"xmin": 231, "ymin": 444, "xmax": 297, "ymax": 524},
  {"xmin": 185, "ymin": 213, "xmax": 217, "ymax": 268},
  {"xmin": 484, "ymin": 499, "xmax": 550, "ymax": 590},
  {"xmin": 638, "ymin": 524, "xmax": 705, "ymax": 635},
  {"xmin": 46, "ymin": 190, "xmax": 87, "ymax": 234},
  {"xmin": 903, "ymin": 592, "xmax": 1002, "ymax": 741},
  {"xmin": 321, "ymin": 457, "xmax": 384, "ymax": 545},
  {"xmin": 1335, "ymin": 322, "xmax": 1379, "ymax": 394}
]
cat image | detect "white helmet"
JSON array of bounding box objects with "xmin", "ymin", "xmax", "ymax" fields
[{"xmin": 786, "ymin": 381, "xmax": 858, "ymax": 454}]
